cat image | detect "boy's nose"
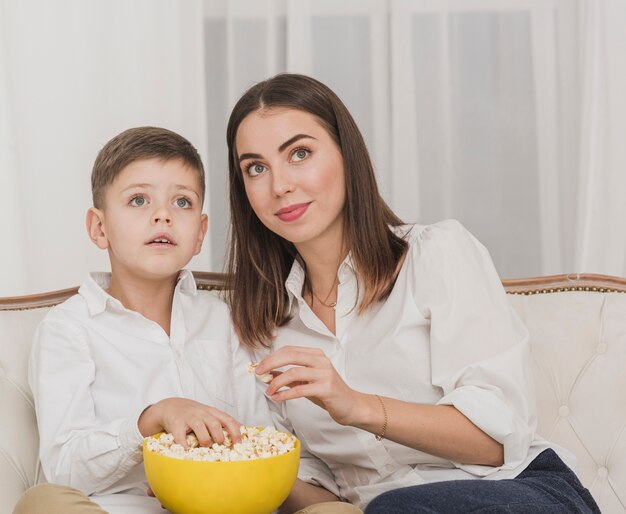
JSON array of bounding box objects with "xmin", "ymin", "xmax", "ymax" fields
[
  {"xmin": 152, "ymin": 206, "xmax": 172, "ymax": 224},
  {"xmin": 153, "ymin": 214, "xmax": 172, "ymax": 224}
]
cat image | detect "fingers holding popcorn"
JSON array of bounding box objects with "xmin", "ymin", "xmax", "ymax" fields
[
  {"xmin": 254, "ymin": 346, "xmax": 360, "ymax": 426},
  {"xmin": 138, "ymin": 397, "xmax": 243, "ymax": 447},
  {"xmin": 247, "ymin": 362, "xmax": 274, "ymax": 383}
]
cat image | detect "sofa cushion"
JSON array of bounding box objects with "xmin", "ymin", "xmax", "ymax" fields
[
  {"xmin": 509, "ymin": 292, "xmax": 626, "ymax": 512},
  {"xmin": 0, "ymin": 307, "xmax": 49, "ymax": 509},
  {"xmin": 1, "ymin": 275, "xmax": 625, "ymax": 514}
]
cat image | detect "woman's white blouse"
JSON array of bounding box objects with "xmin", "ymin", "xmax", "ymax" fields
[{"xmin": 265, "ymin": 220, "xmax": 575, "ymax": 509}]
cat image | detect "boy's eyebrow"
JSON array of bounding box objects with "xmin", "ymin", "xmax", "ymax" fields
[
  {"xmin": 175, "ymin": 185, "xmax": 201, "ymax": 199},
  {"xmin": 120, "ymin": 183, "xmax": 200, "ymax": 199},
  {"xmin": 238, "ymin": 133, "xmax": 317, "ymax": 162},
  {"xmin": 121, "ymin": 183, "xmax": 152, "ymax": 192}
]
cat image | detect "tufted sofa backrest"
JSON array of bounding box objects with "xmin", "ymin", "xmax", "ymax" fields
[
  {"xmin": 1, "ymin": 273, "xmax": 625, "ymax": 514},
  {"xmin": 505, "ymin": 275, "xmax": 626, "ymax": 513}
]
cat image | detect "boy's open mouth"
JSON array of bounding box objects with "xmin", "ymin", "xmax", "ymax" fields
[{"xmin": 146, "ymin": 234, "xmax": 176, "ymax": 246}]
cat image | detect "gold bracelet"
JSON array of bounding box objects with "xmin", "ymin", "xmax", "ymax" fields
[{"xmin": 374, "ymin": 394, "xmax": 388, "ymax": 441}]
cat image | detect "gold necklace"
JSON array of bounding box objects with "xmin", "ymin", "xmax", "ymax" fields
[{"xmin": 311, "ymin": 275, "xmax": 339, "ymax": 309}]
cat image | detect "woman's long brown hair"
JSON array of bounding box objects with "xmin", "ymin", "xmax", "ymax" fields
[{"xmin": 225, "ymin": 73, "xmax": 408, "ymax": 348}]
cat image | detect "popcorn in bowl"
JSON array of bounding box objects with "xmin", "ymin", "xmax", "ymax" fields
[
  {"xmin": 144, "ymin": 426, "xmax": 295, "ymax": 462},
  {"xmin": 143, "ymin": 426, "xmax": 300, "ymax": 514},
  {"xmin": 247, "ymin": 362, "xmax": 274, "ymax": 383}
]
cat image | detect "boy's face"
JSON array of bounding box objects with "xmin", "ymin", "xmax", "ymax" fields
[{"xmin": 87, "ymin": 158, "xmax": 207, "ymax": 282}]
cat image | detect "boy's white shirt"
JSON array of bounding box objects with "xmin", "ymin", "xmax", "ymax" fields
[{"xmin": 29, "ymin": 270, "xmax": 273, "ymax": 513}]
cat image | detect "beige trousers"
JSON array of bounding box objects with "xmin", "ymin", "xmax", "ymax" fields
[
  {"xmin": 13, "ymin": 484, "xmax": 108, "ymax": 514},
  {"xmin": 13, "ymin": 484, "xmax": 363, "ymax": 514}
]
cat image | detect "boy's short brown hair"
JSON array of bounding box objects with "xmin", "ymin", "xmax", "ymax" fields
[{"xmin": 91, "ymin": 126, "xmax": 205, "ymax": 208}]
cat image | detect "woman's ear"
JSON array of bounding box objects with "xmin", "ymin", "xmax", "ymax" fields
[{"xmin": 86, "ymin": 207, "xmax": 109, "ymax": 249}]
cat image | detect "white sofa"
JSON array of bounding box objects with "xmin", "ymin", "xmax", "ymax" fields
[{"xmin": 1, "ymin": 273, "xmax": 625, "ymax": 514}]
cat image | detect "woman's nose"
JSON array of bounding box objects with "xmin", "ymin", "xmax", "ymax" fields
[{"xmin": 271, "ymin": 167, "xmax": 295, "ymax": 197}]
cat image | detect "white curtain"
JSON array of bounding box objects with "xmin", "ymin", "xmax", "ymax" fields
[
  {"xmin": 0, "ymin": 0, "xmax": 211, "ymax": 296},
  {"xmin": 2, "ymin": 0, "xmax": 625, "ymax": 296},
  {"xmin": 575, "ymin": 0, "xmax": 626, "ymax": 276},
  {"xmin": 202, "ymin": 0, "xmax": 626, "ymax": 279}
]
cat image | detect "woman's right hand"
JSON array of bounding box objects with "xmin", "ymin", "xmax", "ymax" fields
[{"xmin": 138, "ymin": 397, "xmax": 242, "ymax": 447}]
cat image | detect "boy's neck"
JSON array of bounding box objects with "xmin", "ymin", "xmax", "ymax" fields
[{"xmin": 106, "ymin": 272, "xmax": 178, "ymax": 335}]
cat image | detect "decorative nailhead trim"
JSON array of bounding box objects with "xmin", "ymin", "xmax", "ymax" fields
[{"xmin": 508, "ymin": 286, "xmax": 625, "ymax": 295}]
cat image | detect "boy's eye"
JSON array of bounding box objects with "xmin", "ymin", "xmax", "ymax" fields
[
  {"xmin": 246, "ymin": 163, "xmax": 267, "ymax": 177},
  {"xmin": 175, "ymin": 197, "xmax": 191, "ymax": 208},
  {"xmin": 292, "ymin": 148, "xmax": 310, "ymax": 162},
  {"xmin": 130, "ymin": 196, "xmax": 146, "ymax": 207}
]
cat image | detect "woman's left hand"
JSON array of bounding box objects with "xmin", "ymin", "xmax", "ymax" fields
[{"xmin": 255, "ymin": 345, "xmax": 360, "ymax": 425}]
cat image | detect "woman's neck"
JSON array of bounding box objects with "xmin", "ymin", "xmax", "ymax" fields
[{"xmin": 297, "ymin": 239, "xmax": 347, "ymax": 294}]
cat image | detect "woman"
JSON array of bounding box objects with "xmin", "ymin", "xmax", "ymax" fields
[{"xmin": 225, "ymin": 73, "xmax": 600, "ymax": 514}]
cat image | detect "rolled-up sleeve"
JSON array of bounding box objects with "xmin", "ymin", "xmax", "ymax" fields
[{"xmin": 411, "ymin": 220, "xmax": 535, "ymax": 474}]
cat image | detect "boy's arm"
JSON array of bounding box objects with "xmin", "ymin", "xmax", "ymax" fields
[
  {"xmin": 279, "ymin": 479, "xmax": 339, "ymax": 513},
  {"xmin": 29, "ymin": 319, "xmax": 145, "ymax": 494}
]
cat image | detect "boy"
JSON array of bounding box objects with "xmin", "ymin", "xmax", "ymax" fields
[{"xmin": 15, "ymin": 127, "xmax": 272, "ymax": 514}]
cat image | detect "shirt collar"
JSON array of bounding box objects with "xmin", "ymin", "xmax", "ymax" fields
[
  {"xmin": 284, "ymin": 254, "xmax": 356, "ymax": 311},
  {"xmin": 79, "ymin": 269, "xmax": 198, "ymax": 317},
  {"xmin": 285, "ymin": 259, "xmax": 306, "ymax": 312}
]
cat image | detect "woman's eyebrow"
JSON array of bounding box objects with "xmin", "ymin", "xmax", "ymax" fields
[
  {"xmin": 239, "ymin": 133, "xmax": 317, "ymax": 162},
  {"xmin": 278, "ymin": 133, "xmax": 316, "ymax": 152},
  {"xmin": 239, "ymin": 152, "xmax": 262, "ymax": 162},
  {"xmin": 239, "ymin": 134, "xmax": 317, "ymax": 162}
]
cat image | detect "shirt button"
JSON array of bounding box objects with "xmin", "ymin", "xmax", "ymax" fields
[
  {"xmin": 340, "ymin": 306, "xmax": 350, "ymax": 315},
  {"xmin": 597, "ymin": 467, "xmax": 608, "ymax": 478},
  {"xmin": 558, "ymin": 405, "xmax": 570, "ymax": 418},
  {"xmin": 384, "ymin": 463, "xmax": 395, "ymax": 473},
  {"xmin": 0, "ymin": 365, "xmax": 5, "ymax": 380},
  {"xmin": 596, "ymin": 343, "xmax": 607, "ymax": 354}
]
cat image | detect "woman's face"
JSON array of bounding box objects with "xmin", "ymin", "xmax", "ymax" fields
[{"xmin": 236, "ymin": 108, "xmax": 346, "ymax": 251}]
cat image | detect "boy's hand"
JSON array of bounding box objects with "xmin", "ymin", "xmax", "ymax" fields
[{"xmin": 138, "ymin": 397, "xmax": 242, "ymax": 447}]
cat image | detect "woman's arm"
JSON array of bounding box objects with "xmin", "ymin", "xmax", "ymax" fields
[
  {"xmin": 348, "ymin": 393, "xmax": 503, "ymax": 466},
  {"xmin": 257, "ymin": 346, "xmax": 503, "ymax": 467}
]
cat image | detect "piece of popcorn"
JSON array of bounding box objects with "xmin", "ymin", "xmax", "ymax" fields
[
  {"xmin": 247, "ymin": 362, "xmax": 273, "ymax": 383},
  {"xmin": 145, "ymin": 426, "xmax": 295, "ymax": 462}
]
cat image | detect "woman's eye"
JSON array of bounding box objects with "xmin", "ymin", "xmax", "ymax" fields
[
  {"xmin": 292, "ymin": 148, "xmax": 310, "ymax": 162},
  {"xmin": 129, "ymin": 196, "xmax": 146, "ymax": 207},
  {"xmin": 246, "ymin": 163, "xmax": 267, "ymax": 177},
  {"xmin": 175, "ymin": 197, "xmax": 191, "ymax": 208}
]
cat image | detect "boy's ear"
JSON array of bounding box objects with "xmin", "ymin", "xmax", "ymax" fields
[
  {"xmin": 194, "ymin": 213, "xmax": 209, "ymax": 255},
  {"xmin": 86, "ymin": 207, "xmax": 109, "ymax": 249}
]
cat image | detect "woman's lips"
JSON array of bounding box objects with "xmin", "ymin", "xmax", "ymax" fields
[{"xmin": 275, "ymin": 202, "xmax": 310, "ymax": 222}]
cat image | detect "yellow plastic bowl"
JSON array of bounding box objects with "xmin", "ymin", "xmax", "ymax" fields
[{"xmin": 143, "ymin": 431, "xmax": 300, "ymax": 514}]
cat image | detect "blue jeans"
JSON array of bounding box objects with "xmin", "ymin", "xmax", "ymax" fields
[{"xmin": 364, "ymin": 449, "xmax": 600, "ymax": 513}]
